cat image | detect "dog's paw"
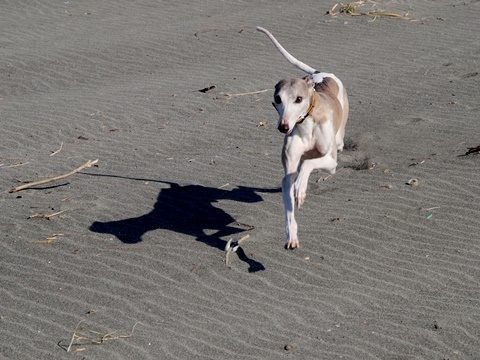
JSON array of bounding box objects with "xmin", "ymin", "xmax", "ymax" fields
[
  {"xmin": 294, "ymin": 181, "xmax": 307, "ymax": 208},
  {"xmin": 295, "ymin": 191, "xmax": 306, "ymax": 208},
  {"xmin": 285, "ymin": 237, "xmax": 300, "ymax": 249}
]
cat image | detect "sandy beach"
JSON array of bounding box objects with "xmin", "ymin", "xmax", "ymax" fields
[{"xmin": 1, "ymin": 1, "xmax": 480, "ymax": 358}]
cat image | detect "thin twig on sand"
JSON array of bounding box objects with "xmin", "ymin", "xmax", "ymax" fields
[
  {"xmin": 66, "ymin": 321, "xmax": 85, "ymax": 353},
  {"xmin": 66, "ymin": 321, "xmax": 139, "ymax": 353},
  {"xmin": 225, "ymin": 234, "xmax": 251, "ymax": 267},
  {"xmin": 232, "ymin": 221, "xmax": 255, "ymax": 231},
  {"xmin": 50, "ymin": 142, "xmax": 64, "ymax": 157},
  {"xmin": 28, "ymin": 209, "xmax": 68, "ymax": 220},
  {"xmin": 222, "ymin": 89, "xmax": 270, "ymax": 99},
  {"xmin": 329, "ymin": 1, "xmax": 412, "ymax": 20},
  {"xmin": 2, "ymin": 162, "xmax": 30, "ymax": 168},
  {"xmin": 30, "ymin": 233, "xmax": 64, "ymax": 245},
  {"xmin": 9, "ymin": 159, "xmax": 98, "ymax": 193},
  {"xmin": 423, "ymin": 206, "xmax": 441, "ymax": 211}
]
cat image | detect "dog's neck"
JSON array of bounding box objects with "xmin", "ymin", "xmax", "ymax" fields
[{"xmin": 297, "ymin": 92, "xmax": 316, "ymax": 124}]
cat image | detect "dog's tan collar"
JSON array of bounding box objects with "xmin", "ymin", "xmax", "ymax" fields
[{"xmin": 297, "ymin": 94, "xmax": 315, "ymax": 124}]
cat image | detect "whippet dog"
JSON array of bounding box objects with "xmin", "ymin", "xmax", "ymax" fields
[{"xmin": 257, "ymin": 26, "xmax": 349, "ymax": 249}]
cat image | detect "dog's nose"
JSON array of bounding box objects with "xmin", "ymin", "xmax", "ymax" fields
[{"xmin": 278, "ymin": 123, "xmax": 289, "ymax": 133}]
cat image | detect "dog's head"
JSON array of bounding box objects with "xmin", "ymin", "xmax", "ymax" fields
[{"xmin": 272, "ymin": 77, "xmax": 314, "ymax": 135}]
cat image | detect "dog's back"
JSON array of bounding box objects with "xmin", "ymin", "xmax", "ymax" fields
[{"xmin": 312, "ymin": 73, "xmax": 349, "ymax": 149}]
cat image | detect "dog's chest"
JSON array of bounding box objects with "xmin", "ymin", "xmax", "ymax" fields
[{"xmin": 295, "ymin": 119, "xmax": 332, "ymax": 155}]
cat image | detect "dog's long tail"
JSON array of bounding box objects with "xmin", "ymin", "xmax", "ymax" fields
[{"xmin": 256, "ymin": 26, "xmax": 317, "ymax": 75}]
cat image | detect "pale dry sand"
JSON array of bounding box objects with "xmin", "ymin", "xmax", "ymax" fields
[{"xmin": 1, "ymin": 1, "xmax": 480, "ymax": 359}]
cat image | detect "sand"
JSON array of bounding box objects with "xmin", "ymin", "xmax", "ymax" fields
[{"xmin": 1, "ymin": 0, "xmax": 480, "ymax": 359}]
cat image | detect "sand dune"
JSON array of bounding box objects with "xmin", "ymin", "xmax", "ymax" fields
[{"xmin": 1, "ymin": 0, "xmax": 479, "ymax": 358}]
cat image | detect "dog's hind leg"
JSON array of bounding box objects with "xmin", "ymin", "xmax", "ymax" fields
[
  {"xmin": 336, "ymin": 130, "xmax": 345, "ymax": 152},
  {"xmin": 336, "ymin": 89, "xmax": 349, "ymax": 152}
]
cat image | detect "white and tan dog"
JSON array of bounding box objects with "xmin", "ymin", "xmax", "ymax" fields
[{"xmin": 257, "ymin": 26, "xmax": 349, "ymax": 249}]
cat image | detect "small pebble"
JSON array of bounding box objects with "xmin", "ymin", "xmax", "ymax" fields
[{"xmin": 407, "ymin": 178, "xmax": 418, "ymax": 187}]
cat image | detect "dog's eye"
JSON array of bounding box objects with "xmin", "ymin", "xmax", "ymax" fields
[
  {"xmin": 295, "ymin": 96, "xmax": 303, "ymax": 103},
  {"xmin": 274, "ymin": 95, "xmax": 282, "ymax": 104}
]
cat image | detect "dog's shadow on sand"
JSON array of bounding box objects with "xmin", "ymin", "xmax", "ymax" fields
[{"xmin": 89, "ymin": 175, "xmax": 279, "ymax": 272}]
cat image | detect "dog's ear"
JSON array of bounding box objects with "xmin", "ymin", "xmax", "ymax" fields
[
  {"xmin": 274, "ymin": 79, "xmax": 287, "ymax": 93},
  {"xmin": 303, "ymin": 76, "xmax": 314, "ymax": 88}
]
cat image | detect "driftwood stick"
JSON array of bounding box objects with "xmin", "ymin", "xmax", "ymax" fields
[
  {"xmin": 30, "ymin": 233, "xmax": 64, "ymax": 245},
  {"xmin": 222, "ymin": 89, "xmax": 270, "ymax": 99},
  {"xmin": 225, "ymin": 234, "xmax": 251, "ymax": 268},
  {"xmin": 65, "ymin": 321, "xmax": 139, "ymax": 352},
  {"xmin": 9, "ymin": 159, "xmax": 98, "ymax": 193},
  {"xmin": 29, "ymin": 209, "xmax": 68, "ymax": 220},
  {"xmin": 67, "ymin": 320, "xmax": 85, "ymax": 353},
  {"xmin": 50, "ymin": 142, "xmax": 64, "ymax": 157},
  {"xmin": 423, "ymin": 206, "xmax": 441, "ymax": 211},
  {"xmin": 2, "ymin": 162, "xmax": 30, "ymax": 168}
]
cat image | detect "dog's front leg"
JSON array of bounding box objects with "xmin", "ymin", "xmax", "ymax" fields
[
  {"xmin": 282, "ymin": 137, "xmax": 303, "ymax": 249},
  {"xmin": 295, "ymin": 125, "xmax": 338, "ymax": 207},
  {"xmin": 282, "ymin": 173, "xmax": 298, "ymax": 249},
  {"xmin": 295, "ymin": 152, "xmax": 337, "ymax": 208}
]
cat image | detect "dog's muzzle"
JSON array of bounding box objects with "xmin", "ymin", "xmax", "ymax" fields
[{"xmin": 278, "ymin": 123, "xmax": 290, "ymax": 133}]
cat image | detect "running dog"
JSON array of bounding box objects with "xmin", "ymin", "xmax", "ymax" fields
[{"xmin": 257, "ymin": 26, "xmax": 349, "ymax": 249}]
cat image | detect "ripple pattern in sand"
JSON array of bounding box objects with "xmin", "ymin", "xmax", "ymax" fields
[{"xmin": 1, "ymin": 1, "xmax": 480, "ymax": 359}]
